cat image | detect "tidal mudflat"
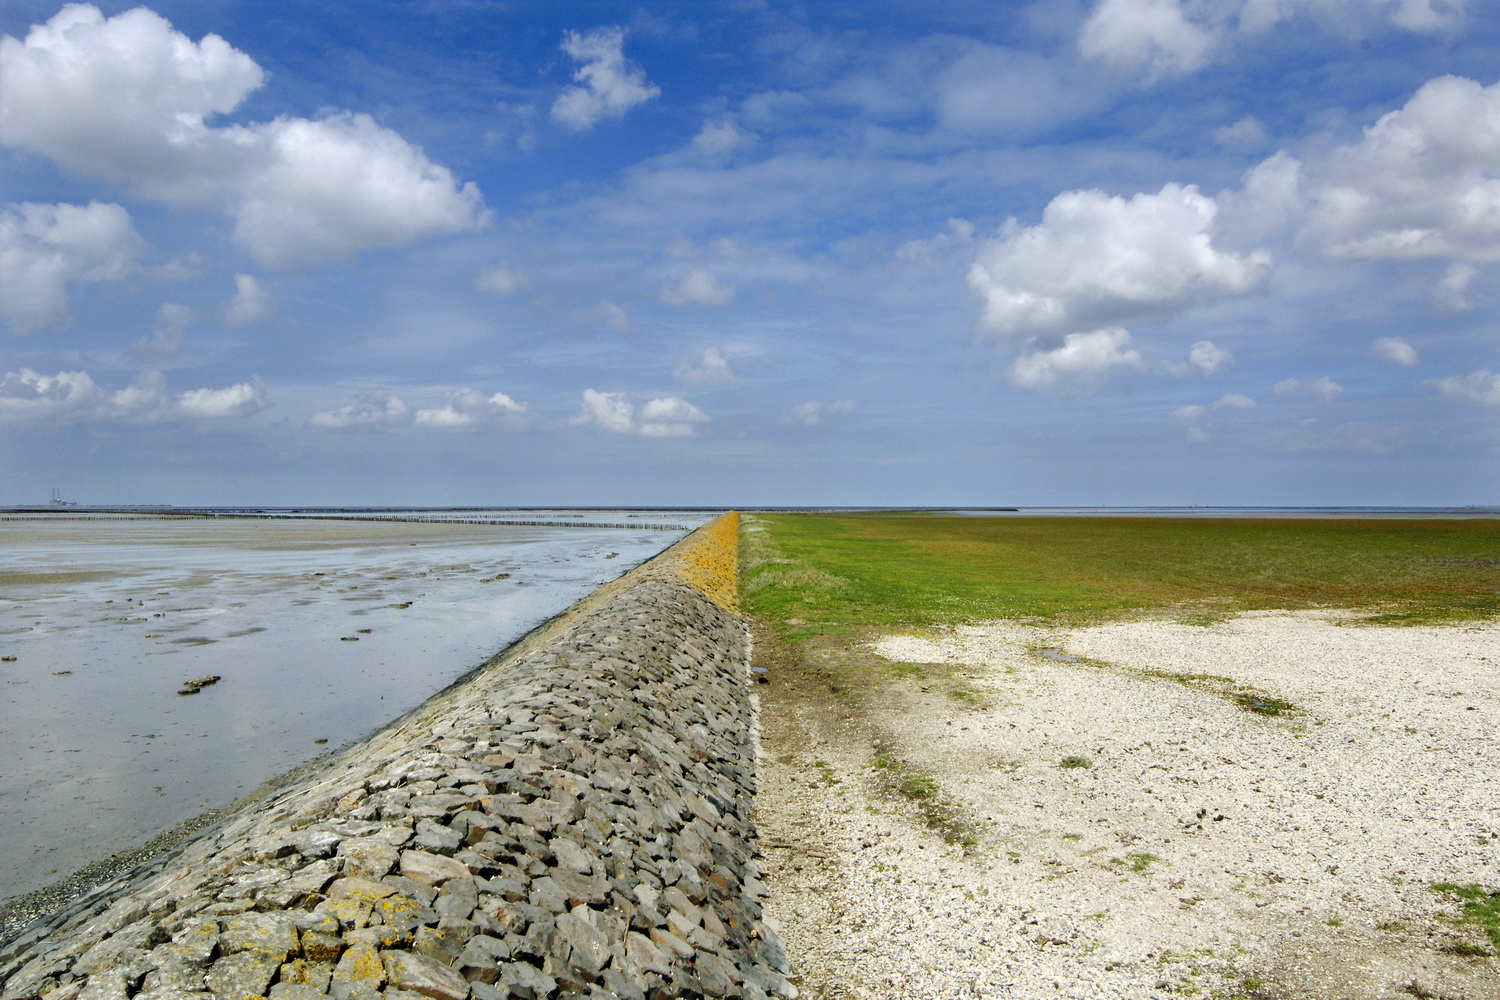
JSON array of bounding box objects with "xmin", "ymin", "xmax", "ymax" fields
[{"xmin": 0, "ymin": 512, "xmax": 704, "ymax": 900}]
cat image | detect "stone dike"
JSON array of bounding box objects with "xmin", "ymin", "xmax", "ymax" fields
[{"xmin": 1, "ymin": 513, "xmax": 798, "ymax": 1000}]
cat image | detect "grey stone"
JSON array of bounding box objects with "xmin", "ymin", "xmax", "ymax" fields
[
  {"xmin": 204, "ymin": 949, "xmax": 280, "ymax": 999},
  {"xmin": 499, "ymin": 961, "xmax": 556, "ymax": 995},
  {"xmin": 72, "ymin": 939, "xmax": 149, "ymax": 980},
  {"xmin": 329, "ymin": 942, "xmax": 386, "ymax": 998},
  {"xmin": 456, "ymin": 934, "xmax": 511, "ymax": 968},
  {"xmin": 219, "ymin": 911, "xmax": 298, "ymax": 963},
  {"xmin": 649, "ymin": 927, "xmax": 693, "ymax": 960},
  {"xmin": 382, "ymin": 949, "xmax": 470, "ymax": 1000},
  {"xmin": 554, "ymin": 912, "xmax": 609, "ymax": 974},
  {"xmin": 400, "ymin": 850, "xmax": 469, "ymax": 886},
  {"xmin": 547, "ymin": 867, "xmax": 609, "ymax": 907},
  {"xmin": 77, "ymin": 968, "xmax": 130, "ymax": 1000},
  {"xmin": 623, "ymin": 932, "xmax": 670, "ymax": 976},
  {"xmin": 550, "ymin": 838, "xmax": 594, "ymax": 875},
  {"xmin": 291, "ymin": 828, "xmax": 344, "ymax": 858},
  {"xmin": 277, "ymin": 958, "xmax": 334, "ymax": 991},
  {"xmin": 414, "ymin": 819, "xmax": 463, "ymax": 855},
  {"xmin": 142, "ymin": 943, "xmax": 208, "ymax": 993},
  {"xmin": 338, "ymin": 837, "xmax": 400, "ymax": 879},
  {"xmin": 435, "ymin": 878, "xmax": 478, "ymax": 921},
  {"xmin": 693, "ymin": 949, "xmax": 738, "ymax": 998}
]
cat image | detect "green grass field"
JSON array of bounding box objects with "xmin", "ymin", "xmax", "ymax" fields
[{"xmin": 742, "ymin": 513, "xmax": 1500, "ymax": 637}]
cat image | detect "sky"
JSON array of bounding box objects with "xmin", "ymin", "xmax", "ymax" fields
[{"xmin": 1, "ymin": 0, "xmax": 1497, "ymax": 507}]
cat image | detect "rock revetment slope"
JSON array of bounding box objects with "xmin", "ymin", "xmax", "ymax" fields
[{"xmin": 2, "ymin": 512, "xmax": 797, "ymax": 1000}]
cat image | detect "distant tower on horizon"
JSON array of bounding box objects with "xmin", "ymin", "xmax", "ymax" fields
[{"xmin": 49, "ymin": 487, "xmax": 76, "ymax": 506}]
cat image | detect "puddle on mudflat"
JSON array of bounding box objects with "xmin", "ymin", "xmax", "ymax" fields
[
  {"xmin": 0, "ymin": 511, "xmax": 708, "ymax": 899},
  {"xmin": 1035, "ymin": 647, "xmax": 1082, "ymax": 663}
]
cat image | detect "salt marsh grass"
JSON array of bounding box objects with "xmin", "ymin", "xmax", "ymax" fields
[{"xmin": 743, "ymin": 513, "xmax": 1499, "ymax": 635}]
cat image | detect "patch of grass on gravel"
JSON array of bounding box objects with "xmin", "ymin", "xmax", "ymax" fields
[
  {"xmin": 868, "ymin": 750, "xmax": 977, "ymax": 848},
  {"xmin": 1431, "ymin": 883, "xmax": 1500, "ymax": 953},
  {"xmin": 1109, "ymin": 852, "xmax": 1162, "ymax": 874}
]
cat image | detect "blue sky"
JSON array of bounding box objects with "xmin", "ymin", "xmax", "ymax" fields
[{"xmin": 1, "ymin": 0, "xmax": 1496, "ymax": 506}]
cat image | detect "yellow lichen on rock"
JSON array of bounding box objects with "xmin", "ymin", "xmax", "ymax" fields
[{"xmin": 649, "ymin": 511, "xmax": 740, "ymax": 612}]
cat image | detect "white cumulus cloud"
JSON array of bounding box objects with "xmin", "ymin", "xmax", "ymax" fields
[
  {"xmin": 1305, "ymin": 75, "xmax": 1500, "ymax": 263},
  {"xmin": 233, "ymin": 113, "xmax": 488, "ymax": 268},
  {"xmin": 1173, "ymin": 404, "xmax": 1206, "ymax": 422},
  {"xmin": 571, "ymin": 389, "xmax": 635, "ymax": 434},
  {"xmin": 0, "ymin": 200, "xmax": 145, "ymax": 332},
  {"xmin": 1273, "ymin": 375, "xmax": 1343, "ymax": 404},
  {"xmin": 660, "ymin": 270, "xmax": 735, "ymax": 307},
  {"xmin": 176, "ymin": 379, "xmax": 267, "ymax": 419},
  {"xmin": 897, "ymin": 219, "xmax": 975, "ymax": 262},
  {"xmin": 0, "ymin": 4, "xmax": 263, "ymax": 201},
  {"xmin": 1373, "ymin": 336, "xmax": 1420, "ymax": 367},
  {"xmin": 969, "ymin": 184, "xmax": 1270, "ymax": 341},
  {"xmin": 133, "ymin": 302, "xmax": 193, "ymax": 357},
  {"xmin": 1189, "ymin": 340, "xmax": 1233, "ymax": 375},
  {"xmin": 0, "ymin": 367, "xmax": 107, "ymax": 423},
  {"xmin": 413, "ymin": 388, "xmax": 528, "ymax": 429},
  {"xmin": 637, "ymin": 397, "xmax": 710, "ymax": 437},
  {"xmin": 1423, "ymin": 369, "xmax": 1500, "ymax": 406},
  {"xmin": 474, "ymin": 262, "xmax": 523, "ymax": 297},
  {"xmin": 1008, "ymin": 328, "xmax": 1146, "ymax": 394},
  {"xmin": 1213, "ymin": 392, "xmax": 1257, "ymax": 409},
  {"xmin": 1431, "ymin": 262, "xmax": 1480, "ymax": 315},
  {"xmin": 0, "ymin": 5, "xmax": 487, "ymax": 268},
  {"xmin": 0, "ymin": 366, "xmax": 266, "ymax": 424},
  {"xmin": 222, "ymin": 273, "xmax": 273, "ymax": 324},
  {"xmin": 673, "ymin": 347, "xmax": 737, "ymax": 387},
  {"xmin": 571, "ymin": 389, "xmax": 708, "ymax": 437},
  {"xmin": 1215, "ymin": 151, "xmax": 1304, "ymax": 247},
  {"xmin": 1391, "ymin": 0, "xmax": 1465, "ymax": 34},
  {"xmin": 1078, "ymin": 0, "xmax": 1220, "ymax": 83},
  {"xmin": 1215, "ymin": 115, "xmax": 1267, "ymax": 146},
  {"xmin": 693, "ymin": 120, "xmax": 754, "ymax": 154},
  {"xmin": 783, "ymin": 399, "xmax": 855, "ymax": 427},
  {"xmin": 551, "ymin": 27, "xmax": 659, "ymax": 131},
  {"xmin": 309, "ymin": 394, "xmax": 409, "ymax": 429}
]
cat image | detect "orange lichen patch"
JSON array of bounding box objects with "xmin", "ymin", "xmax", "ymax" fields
[{"xmin": 649, "ymin": 511, "xmax": 740, "ymax": 613}]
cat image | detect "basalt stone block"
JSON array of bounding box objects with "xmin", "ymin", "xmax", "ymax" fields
[
  {"xmin": 382, "ymin": 950, "xmax": 470, "ymax": 1000},
  {"xmin": 299, "ymin": 929, "xmax": 346, "ymax": 964},
  {"xmin": 399, "ymin": 850, "xmax": 469, "ymax": 886},
  {"xmin": 435, "ymin": 879, "xmax": 479, "ymax": 921},
  {"xmin": 380, "ymin": 875, "xmax": 438, "ymax": 908},
  {"xmin": 414, "ymin": 820, "xmax": 463, "ymax": 855},
  {"xmin": 204, "ymin": 949, "xmax": 280, "ymax": 999},
  {"xmin": 546, "ymin": 868, "xmax": 609, "ymax": 907},
  {"xmin": 498, "ymin": 961, "xmax": 555, "ymax": 997},
  {"xmin": 268, "ymin": 983, "xmax": 333, "ymax": 1000},
  {"xmin": 76, "ymin": 967, "xmax": 131, "ymax": 1000},
  {"xmin": 219, "ymin": 911, "xmax": 298, "ymax": 964},
  {"xmin": 277, "ymin": 958, "xmax": 334, "ymax": 991},
  {"xmin": 329, "ymin": 943, "xmax": 385, "ymax": 999},
  {"xmin": 338, "ymin": 838, "xmax": 400, "ymax": 879}
]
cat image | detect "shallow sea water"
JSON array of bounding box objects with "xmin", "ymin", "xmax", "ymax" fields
[{"xmin": 0, "ymin": 512, "xmax": 706, "ymax": 899}]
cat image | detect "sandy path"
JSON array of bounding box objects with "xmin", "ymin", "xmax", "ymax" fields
[{"xmin": 755, "ymin": 612, "xmax": 1500, "ymax": 999}]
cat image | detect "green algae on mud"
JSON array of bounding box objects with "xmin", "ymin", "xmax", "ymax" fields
[{"xmin": 742, "ymin": 513, "xmax": 1500, "ymax": 637}]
